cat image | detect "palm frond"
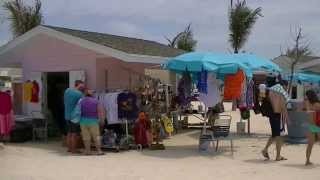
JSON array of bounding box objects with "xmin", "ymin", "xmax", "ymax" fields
[
  {"xmin": 228, "ymin": 0, "xmax": 262, "ymax": 53},
  {"xmin": 3, "ymin": 0, "xmax": 43, "ymax": 37}
]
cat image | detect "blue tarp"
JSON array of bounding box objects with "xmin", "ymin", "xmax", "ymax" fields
[
  {"xmin": 163, "ymin": 52, "xmax": 281, "ymax": 77},
  {"xmin": 284, "ymin": 71, "xmax": 320, "ymax": 83}
]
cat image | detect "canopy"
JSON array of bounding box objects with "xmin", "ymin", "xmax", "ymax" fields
[
  {"xmin": 163, "ymin": 52, "xmax": 281, "ymax": 77},
  {"xmin": 284, "ymin": 71, "xmax": 320, "ymax": 83}
]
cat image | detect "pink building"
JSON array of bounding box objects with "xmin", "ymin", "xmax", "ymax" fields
[{"xmin": 0, "ymin": 25, "xmax": 183, "ymax": 115}]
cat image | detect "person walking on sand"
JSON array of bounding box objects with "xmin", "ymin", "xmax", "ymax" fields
[
  {"xmin": 78, "ymin": 89, "xmax": 105, "ymax": 155},
  {"xmin": 261, "ymin": 81, "xmax": 289, "ymax": 161},
  {"xmin": 304, "ymin": 90, "xmax": 320, "ymax": 166},
  {"xmin": 64, "ymin": 80, "xmax": 84, "ymax": 154}
]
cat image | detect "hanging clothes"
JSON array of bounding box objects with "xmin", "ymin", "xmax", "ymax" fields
[
  {"xmin": 239, "ymin": 77, "xmax": 248, "ymax": 108},
  {"xmin": 177, "ymin": 71, "xmax": 192, "ymax": 106},
  {"xmin": 224, "ymin": 69, "xmax": 245, "ymax": 100},
  {"xmin": 197, "ymin": 70, "xmax": 208, "ymax": 94},
  {"xmin": 117, "ymin": 92, "xmax": 139, "ymax": 120},
  {"xmin": 30, "ymin": 80, "xmax": 40, "ymax": 103},
  {"xmin": 103, "ymin": 92, "xmax": 120, "ymax": 125},
  {"xmin": 246, "ymin": 79, "xmax": 254, "ymax": 108},
  {"xmin": 23, "ymin": 81, "xmax": 33, "ymax": 102},
  {"xmin": 0, "ymin": 91, "xmax": 14, "ymax": 136},
  {"xmin": 199, "ymin": 74, "xmax": 222, "ymax": 107}
]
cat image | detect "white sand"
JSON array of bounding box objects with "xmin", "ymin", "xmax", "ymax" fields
[{"xmin": 1, "ymin": 104, "xmax": 320, "ymax": 180}]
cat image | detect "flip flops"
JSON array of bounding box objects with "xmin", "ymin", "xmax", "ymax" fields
[
  {"xmin": 261, "ymin": 150, "xmax": 270, "ymax": 160},
  {"xmin": 275, "ymin": 156, "xmax": 287, "ymax": 161}
]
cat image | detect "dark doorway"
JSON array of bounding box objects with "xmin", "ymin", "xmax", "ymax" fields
[{"xmin": 47, "ymin": 72, "xmax": 69, "ymax": 136}]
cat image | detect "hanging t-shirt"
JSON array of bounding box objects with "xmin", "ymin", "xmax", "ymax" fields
[
  {"xmin": 197, "ymin": 70, "xmax": 208, "ymax": 94},
  {"xmin": 30, "ymin": 80, "xmax": 40, "ymax": 103},
  {"xmin": 117, "ymin": 92, "xmax": 138, "ymax": 120},
  {"xmin": 224, "ymin": 69, "xmax": 245, "ymax": 100},
  {"xmin": 103, "ymin": 92, "xmax": 120, "ymax": 125},
  {"xmin": 23, "ymin": 81, "xmax": 33, "ymax": 102},
  {"xmin": 199, "ymin": 74, "xmax": 222, "ymax": 107}
]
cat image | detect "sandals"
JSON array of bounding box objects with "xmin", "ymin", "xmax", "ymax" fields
[
  {"xmin": 261, "ymin": 150, "xmax": 270, "ymax": 160},
  {"xmin": 275, "ymin": 156, "xmax": 287, "ymax": 161},
  {"xmin": 305, "ymin": 161, "xmax": 313, "ymax": 166}
]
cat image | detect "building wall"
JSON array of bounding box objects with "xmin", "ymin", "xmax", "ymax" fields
[
  {"xmin": 1, "ymin": 33, "xmax": 163, "ymax": 90},
  {"xmin": 19, "ymin": 33, "xmax": 105, "ymax": 89},
  {"xmin": 96, "ymin": 57, "xmax": 157, "ymax": 90}
]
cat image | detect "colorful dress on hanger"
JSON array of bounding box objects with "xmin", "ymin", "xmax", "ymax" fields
[
  {"xmin": 0, "ymin": 91, "xmax": 14, "ymax": 136},
  {"xmin": 30, "ymin": 80, "xmax": 40, "ymax": 103}
]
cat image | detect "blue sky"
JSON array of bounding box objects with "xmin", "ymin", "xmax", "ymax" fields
[{"xmin": 0, "ymin": 0, "xmax": 319, "ymax": 58}]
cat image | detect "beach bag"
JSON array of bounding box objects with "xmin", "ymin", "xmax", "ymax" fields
[
  {"xmin": 162, "ymin": 115, "xmax": 174, "ymax": 133},
  {"xmin": 260, "ymin": 97, "xmax": 273, "ymax": 118}
]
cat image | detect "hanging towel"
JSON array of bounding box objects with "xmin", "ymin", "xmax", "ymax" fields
[
  {"xmin": 23, "ymin": 81, "xmax": 33, "ymax": 102},
  {"xmin": 199, "ymin": 74, "xmax": 222, "ymax": 107},
  {"xmin": 224, "ymin": 69, "xmax": 245, "ymax": 100},
  {"xmin": 269, "ymin": 84, "xmax": 290, "ymax": 103}
]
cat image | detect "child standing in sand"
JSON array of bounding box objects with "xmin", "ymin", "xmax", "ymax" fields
[{"xmin": 304, "ymin": 90, "xmax": 320, "ymax": 166}]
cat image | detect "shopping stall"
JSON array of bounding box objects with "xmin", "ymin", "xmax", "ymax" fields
[{"xmin": 163, "ymin": 52, "xmax": 282, "ymax": 137}]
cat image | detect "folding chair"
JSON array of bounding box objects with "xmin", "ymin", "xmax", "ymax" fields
[
  {"xmin": 211, "ymin": 115, "xmax": 233, "ymax": 155},
  {"xmin": 31, "ymin": 111, "xmax": 48, "ymax": 142}
]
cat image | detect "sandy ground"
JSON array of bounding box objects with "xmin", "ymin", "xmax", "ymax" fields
[{"xmin": 1, "ymin": 103, "xmax": 320, "ymax": 180}]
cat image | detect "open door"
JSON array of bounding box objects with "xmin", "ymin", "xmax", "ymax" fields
[{"xmin": 69, "ymin": 70, "xmax": 85, "ymax": 88}]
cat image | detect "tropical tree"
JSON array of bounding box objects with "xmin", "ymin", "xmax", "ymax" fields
[
  {"xmin": 3, "ymin": 0, "xmax": 43, "ymax": 37},
  {"xmin": 285, "ymin": 27, "xmax": 312, "ymax": 93},
  {"xmin": 166, "ymin": 24, "xmax": 197, "ymax": 52},
  {"xmin": 228, "ymin": 0, "xmax": 262, "ymax": 53}
]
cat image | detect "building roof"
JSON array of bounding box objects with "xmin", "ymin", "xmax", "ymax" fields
[
  {"xmin": 44, "ymin": 25, "xmax": 184, "ymax": 57},
  {"xmin": 272, "ymin": 55, "xmax": 320, "ymax": 72}
]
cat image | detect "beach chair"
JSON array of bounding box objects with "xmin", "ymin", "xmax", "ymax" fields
[{"xmin": 210, "ymin": 115, "xmax": 233, "ymax": 155}]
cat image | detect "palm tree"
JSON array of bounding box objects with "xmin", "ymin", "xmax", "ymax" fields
[
  {"xmin": 228, "ymin": 0, "xmax": 262, "ymax": 53},
  {"xmin": 166, "ymin": 24, "xmax": 197, "ymax": 52},
  {"xmin": 3, "ymin": 0, "xmax": 43, "ymax": 37}
]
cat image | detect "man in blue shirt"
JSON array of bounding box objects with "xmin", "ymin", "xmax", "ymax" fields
[{"xmin": 64, "ymin": 80, "xmax": 84, "ymax": 154}]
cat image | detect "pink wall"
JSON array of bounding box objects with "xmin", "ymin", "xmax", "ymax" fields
[
  {"xmin": 2, "ymin": 33, "xmax": 159, "ymax": 90},
  {"xmin": 96, "ymin": 57, "xmax": 157, "ymax": 90},
  {"xmin": 20, "ymin": 33, "xmax": 106, "ymax": 89}
]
